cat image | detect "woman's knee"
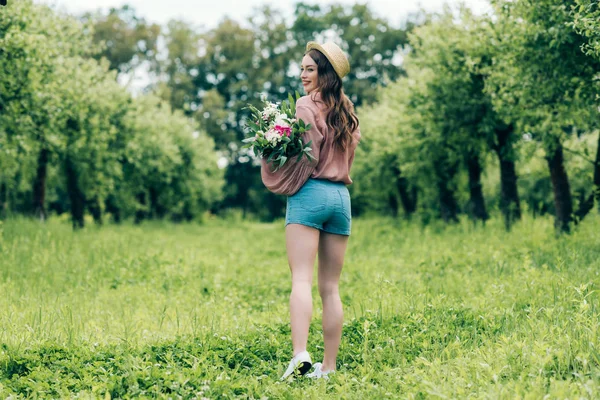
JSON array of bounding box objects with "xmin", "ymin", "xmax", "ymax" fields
[
  {"xmin": 318, "ymin": 281, "xmax": 339, "ymax": 299},
  {"xmin": 291, "ymin": 273, "xmax": 313, "ymax": 293},
  {"xmin": 290, "ymin": 260, "xmax": 315, "ymax": 283}
]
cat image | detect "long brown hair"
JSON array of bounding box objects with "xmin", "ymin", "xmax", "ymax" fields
[{"xmin": 307, "ymin": 49, "xmax": 359, "ymax": 151}]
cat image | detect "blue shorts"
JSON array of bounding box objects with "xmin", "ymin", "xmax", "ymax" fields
[{"xmin": 285, "ymin": 178, "xmax": 352, "ymax": 236}]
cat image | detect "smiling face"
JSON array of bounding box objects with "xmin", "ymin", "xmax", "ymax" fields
[{"xmin": 300, "ymin": 54, "xmax": 319, "ymax": 94}]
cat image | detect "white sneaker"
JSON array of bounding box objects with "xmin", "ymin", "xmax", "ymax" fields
[
  {"xmin": 306, "ymin": 362, "xmax": 334, "ymax": 379},
  {"xmin": 280, "ymin": 351, "xmax": 312, "ymax": 380}
]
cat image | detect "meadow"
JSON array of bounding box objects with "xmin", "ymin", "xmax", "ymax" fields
[{"xmin": 0, "ymin": 214, "xmax": 599, "ymax": 399}]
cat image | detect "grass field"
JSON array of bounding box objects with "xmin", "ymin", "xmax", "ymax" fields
[{"xmin": 1, "ymin": 214, "xmax": 600, "ymax": 399}]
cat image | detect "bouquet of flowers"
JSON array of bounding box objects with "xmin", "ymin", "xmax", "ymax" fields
[{"xmin": 242, "ymin": 93, "xmax": 316, "ymax": 172}]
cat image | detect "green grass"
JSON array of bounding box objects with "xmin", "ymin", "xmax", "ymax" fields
[{"xmin": 1, "ymin": 213, "xmax": 600, "ymax": 398}]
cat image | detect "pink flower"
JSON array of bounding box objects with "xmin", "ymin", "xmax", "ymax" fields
[{"xmin": 275, "ymin": 125, "xmax": 291, "ymax": 136}]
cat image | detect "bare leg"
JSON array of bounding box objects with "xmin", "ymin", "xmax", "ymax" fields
[
  {"xmin": 286, "ymin": 223, "xmax": 320, "ymax": 356},
  {"xmin": 317, "ymin": 231, "xmax": 349, "ymax": 371}
]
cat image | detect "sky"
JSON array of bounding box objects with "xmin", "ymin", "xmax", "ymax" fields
[{"xmin": 38, "ymin": 0, "xmax": 492, "ymax": 29}]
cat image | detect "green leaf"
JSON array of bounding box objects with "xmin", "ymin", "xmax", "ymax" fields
[{"xmin": 278, "ymin": 155, "xmax": 287, "ymax": 168}]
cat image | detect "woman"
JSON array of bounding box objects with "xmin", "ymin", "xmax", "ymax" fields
[{"xmin": 261, "ymin": 41, "xmax": 361, "ymax": 380}]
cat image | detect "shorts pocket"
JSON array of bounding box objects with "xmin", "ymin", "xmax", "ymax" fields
[
  {"xmin": 294, "ymin": 187, "xmax": 327, "ymax": 212},
  {"xmin": 338, "ymin": 191, "xmax": 351, "ymax": 221}
]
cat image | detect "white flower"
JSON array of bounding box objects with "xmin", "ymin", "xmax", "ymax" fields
[
  {"xmin": 264, "ymin": 128, "xmax": 281, "ymax": 144},
  {"xmin": 261, "ymin": 102, "xmax": 280, "ymax": 121},
  {"xmin": 274, "ymin": 113, "xmax": 289, "ymax": 127}
]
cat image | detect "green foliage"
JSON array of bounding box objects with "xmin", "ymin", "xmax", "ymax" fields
[
  {"xmin": 291, "ymin": 2, "xmax": 412, "ymax": 106},
  {"xmin": 149, "ymin": 3, "xmax": 414, "ymax": 218},
  {"xmin": 115, "ymin": 95, "xmax": 224, "ymax": 221},
  {"xmin": 82, "ymin": 5, "xmax": 161, "ymax": 73},
  {"xmin": 354, "ymin": 9, "xmax": 495, "ymax": 220},
  {"xmin": 0, "ymin": 0, "xmax": 99, "ymax": 218},
  {"xmin": 1, "ymin": 215, "xmax": 600, "ymax": 397},
  {"xmin": 354, "ymin": 2, "xmax": 600, "ymax": 227},
  {"xmin": 572, "ymin": 0, "xmax": 600, "ymax": 60},
  {"xmin": 0, "ymin": 1, "xmax": 224, "ymax": 224},
  {"xmin": 2, "ymin": 0, "xmax": 599, "ymax": 228},
  {"xmin": 487, "ymin": 0, "xmax": 600, "ymax": 231},
  {"xmin": 488, "ymin": 0, "xmax": 600, "ymax": 140},
  {"xmin": 407, "ymin": 8, "xmax": 494, "ymax": 150},
  {"xmin": 351, "ymin": 78, "xmax": 413, "ymax": 215}
]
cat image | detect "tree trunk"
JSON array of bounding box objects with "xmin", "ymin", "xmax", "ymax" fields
[
  {"xmin": 494, "ymin": 125, "xmax": 521, "ymax": 230},
  {"xmin": 388, "ymin": 192, "xmax": 399, "ymax": 217},
  {"xmin": 498, "ymin": 158, "xmax": 521, "ymax": 228},
  {"xmin": 575, "ymin": 130, "xmax": 600, "ymax": 220},
  {"xmin": 546, "ymin": 140, "xmax": 573, "ymax": 233},
  {"xmin": 435, "ymin": 158, "xmax": 459, "ymax": 223},
  {"xmin": 396, "ymin": 174, "xmax": 418, "ymax": 218},
  {"xmin": 242, "ymin": 197, "xmax": 248, "ymax": 220},
  {"xmin": 105, "ymin": 195, "xmax": 121, "ymax": 223},
  {"xmin": 595, "ymin": 131, "xmax": 600, "ymax": 212},
  {"xmin": 135, "ymin": 192, "xmax": 146, "ymax": 224},
  {"xmin": 410, "ymin": 186, "xmax": 418, "ymax": 216},
  {"xmin": 438, "ymin": 182, "xmax": 459, "ymax": 223},
  {"xmin": 391, "ymin": 162, "xmax": 417, "ymax": 218},
  {"xmin": 466, "ymin": 152, "xmax": 488, "ymax": 223},
  {"xmin": 87, "ymin": 197, "xmax": 103, "ymax": 225},
  {"xmin": 575, "ymin": 189, "xmax": 593, "ymax": 222},
  {"xmin": 32, "ymin": 147, "xmax": 50, "ymax": 222},
  {"xmin": 65, "ymin": 157, "xmax": 85, "ymax": 229},
  {"xmin": 149, "ymin": 187, "xmax": 166, "ymax": 219},
  {"xmin": 0, "ymin": 182, "xmax": 7, "ymax": 219}
]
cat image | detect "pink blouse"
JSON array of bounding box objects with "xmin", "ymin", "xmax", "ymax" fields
[{"xmin": 260, "ymin": 92, "xmax": 361, "ymax": 196}]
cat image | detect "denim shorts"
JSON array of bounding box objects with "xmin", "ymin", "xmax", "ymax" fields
[{"xmin": 285, "ymin": 178, "xmax": 352, "ymax": 236}]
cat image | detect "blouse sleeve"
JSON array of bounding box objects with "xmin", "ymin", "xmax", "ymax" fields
[
  {"xmin": 347, "ymin": 126, "xmax": 361, "ymax": 170},
  {"xmin": 260, "ymin": 105, "xmax": 323, "ymax": 196}
]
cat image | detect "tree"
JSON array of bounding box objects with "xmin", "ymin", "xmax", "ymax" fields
[
  {"xmin": 1, "ymin": 1, "xmax": 225, "ymax": 225},
  {"xmin": 51, "ymin": 57, "xmax": 130, "ymax": 228},
  {"xmin": 411, "ymin": 9, "xmax": 523, "ymax": 228},
  {"xmin": 353, "ymin": 78, "xmax": 419, "ymax": 218},
  {"xmin": 161, "ymin": 4, "xmax": 416, "ymax": 219},
  {"xmin": 489, "ymin": 0, "xmax": 600, "ymax": 232},
  {"xmin": 291, "ymin": 2, "xmax": 412, "ymax": 106},
  {"xmin": 0, "ymin": 0, "xmax": 96, "ymax": 221},
  {"xmin": 406, "ymin": 9, "xmax": 491, "ymax": 223},
  {"xmin": 572, "ymin": 0, "xmax": 600, "ymax": 60},
  {"xmin": 118, "ymin": 95, "xmax": 224, "ymax": 224},
  {"xmin": 572, "ymin": 0, "xmax": 600, "ymax": 213},
  {"xmin": 155, "ymin": 19, "xmax": 202, "ymax": 113},
  {"xmin": 82, "ymin": 5, "xmax": 161, "ymax": 75}
]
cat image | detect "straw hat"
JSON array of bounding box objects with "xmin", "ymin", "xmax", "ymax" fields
[{"xmin": 306, "ymin": 41, "xmax": 350, "ymax": 79}]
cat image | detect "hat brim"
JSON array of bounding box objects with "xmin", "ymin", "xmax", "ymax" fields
[{"xmin": 306, "ymin": 41, "xmax": 349, "ymax": 79}]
